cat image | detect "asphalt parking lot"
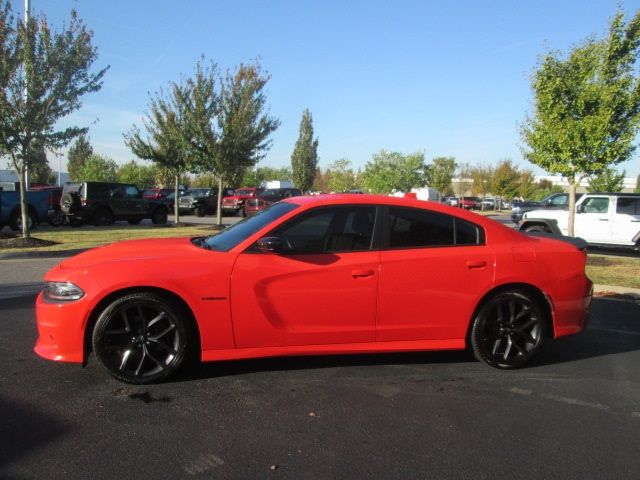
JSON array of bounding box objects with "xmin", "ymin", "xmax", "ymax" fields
[{"xmin": 0, "ymin": 254, "xmax": 639, "ymax": 479}]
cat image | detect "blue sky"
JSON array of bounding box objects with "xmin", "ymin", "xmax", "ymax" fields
[{"xmin": 23, "ymin": 0, "xmax": 640, "ymax": 177}]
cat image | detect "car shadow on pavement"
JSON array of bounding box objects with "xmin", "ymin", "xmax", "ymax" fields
[{"xmin": 0, "ymin": 394, "xmax": 72, "ymax": 475}]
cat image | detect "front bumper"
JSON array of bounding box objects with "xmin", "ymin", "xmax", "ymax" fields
[{"xmin": 34, "ymin": 291, "xmax": 91, "ymax": 363}]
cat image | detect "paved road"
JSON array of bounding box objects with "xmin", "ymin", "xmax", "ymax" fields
[{"xmin": 0, "ymin": 258, "xmax": 639, "ymax": 479}]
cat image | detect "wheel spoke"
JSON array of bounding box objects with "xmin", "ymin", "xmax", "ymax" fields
[
  {"xmin": 514, "ymin": 305, "xmax": 530, "ymax": 321},
  {"xmin": 145, "ymin": 346, "xmax": 166, "ymax": 370},
  {"xmin": 149, "ymin": 324, "xmax": 175, "ymax": 341},
  {"xmin": 105, "ymin": 328, "xmax": 129, "ymax": 336},
  {"xmin": 121, "ymin": 310, "xmax": 132, "ymax": 333},
  {"xmin": 147, "ymin": 311, "xmax": 166, "ymax": 329},
  {"xmin": 148, "ymin": 338, "xmax": 177, "ymax": 356},
  {"xmin": 119, "ymin": 349, "xmax": 132, "ymax": 371},
  {"xmin": 508, "ymin": 300, "xmax": 516, "ymax": 325},
  {"xmin": 137, "ymin": 305, "xmax": 146, "ymax": 327},
  {"xmin": 514, "ymin": 317, "xmax": 537, "ymax": 332},
  {"xmin": 104, "ymin": 341, "xmax": 134, "ymax": 351},
  {"xmin": 503, "ymin": 336, "xmax": 513, "ymax": 360},
  {"xmin": 134, "ymin": 351, "xmax": 146, "ymax": 376},
  {"xmin": 492, "ymin": 337, "xmax": 502, "ymax": 355},
  {"xmin": 510, "ymin": 334, "xmax": 527, "ymax": 355}
]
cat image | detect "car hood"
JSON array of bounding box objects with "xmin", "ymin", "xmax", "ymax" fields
[{"xmin": 59, "ymin": 237, "xmax": 198, "ymax": 270}]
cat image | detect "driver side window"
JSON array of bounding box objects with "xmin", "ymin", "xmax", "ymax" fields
[{"xmin": 272, "ymin": 206, "xmax": 376, "ymax": 254}]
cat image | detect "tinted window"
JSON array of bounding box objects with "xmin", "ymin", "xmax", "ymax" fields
[
  {"xmin": 388, "ymin": 207, "xmax": 483, "ymax": 248},
  {"xmin": 124, "ymin": 186, "xmax": 139, "ymax": 198},
  {"xmin": 204, "ymin": 202, "xmax": 300, "ymax": 251},
  {"xmin": 617, "ymin": 197, "xmax": 640, "ymax": 215},
  {"xmin": 582, "ymin": 197, "xmax": 610, "ymax": 213},
  {"xmin": 272, "ymin": 206, "xmax": 376, "ymax": 253}
]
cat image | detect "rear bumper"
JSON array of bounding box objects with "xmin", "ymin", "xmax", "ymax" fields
[{"xmin": 551, "ymin": 277, "xmax": 593, "ymax": 338}]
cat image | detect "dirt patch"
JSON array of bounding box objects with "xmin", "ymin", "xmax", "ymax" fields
[
  {"xmin": 0, "ymin": 235, "xmax": 59, "ymax": 249},
  {"xmin": 593, "ymin": 291, "xmax": 640, "ymax": 301}
]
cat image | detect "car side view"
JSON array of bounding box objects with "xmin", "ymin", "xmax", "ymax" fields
[{"xmin": 35, "ymin": 195, "xmax": 592, "ymax": 384}]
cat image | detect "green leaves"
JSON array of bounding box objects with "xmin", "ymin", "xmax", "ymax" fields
[
  {"xmin": 425, "ymin": 156, "xmax": 457, "ymax": 195},
  {"xmin": 291, "ymin": 109, "xmax": 318, "ymax": 192},
  {"xmin": 76, "ymin": 154, "xmax": 117, "ymax": 182},
  {"xmin": 361, "ymin": 150, "xmax": 425, "ymax": 194},
  {"xmin": 587, "ymin": 167, "xmax": 626, "ymax": 192}
]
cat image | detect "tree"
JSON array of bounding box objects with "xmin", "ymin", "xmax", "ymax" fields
[
  {"xmin": 326, "ymin": 158, "xmax": 357, "ymax": 193},
  {"xmin": 361, "ymin": 150, "xmax": 425, "ymax": 194},
  {"xmin": 26, "ymin": 138, "xmax": 54, "ymax": 184},
  {"xmin": 470, "ymin": 164, "xmax": 493, "ymax": 208},
  {"xmin": 117, "ymin": 160, "xmax": 156, "ymax": 187},
  {"xmin": 183, "ymin": 60, "xmax": 279, "ymax": 225},
  {"xmin": 532, "ymin": 179, "xmax": 564, "ymax": 201},
  {"xmin": 0, "ymin": 4, "xmax": 107, "ymax": 238},
  {"xmin": 67, "ymin": 134, "xmax": 93, "ymax": 181},
  {"xmin": 75, "ymin": 154, "xmax": 117, "ymax": 182},
  {"xmin": 521, "ymin": 10, "xmax": 640, "ymax": 235},
  {"xmin": 587, "ymin": 168, "xmax": 626, "ymax": 192},
  {"xmin": 291, "ymin": 109, "xmax": 318, "ymax": 192},
  {"xmin": 517, "ymin": 170, "xmax": 538, "ymax": 200},
  {"xmin": 425, "ymin": 156, "xmax": 457, "ymax": 196},
  {"xmin": 491, "ymin": 159, "xmax": 520, "ymax": 207},
  {"xmin": 242, "ymin": 166, "xmax": 292, "ymax": 187},
  {"xmin": 125, "ymin": 81, "xmax": 191, "ymax": 223},
  {"xmin": 454, "ymin": 163, "xmax": 473, "ymax": 205},
  {"xmin": 636, "ymin": 174, "xmax": 640, "ymax": 193}
]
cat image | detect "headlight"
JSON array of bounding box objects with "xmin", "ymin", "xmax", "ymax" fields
[{"xmin": 44, "ymin": 281, "xmax": 85, "ymax": 301}]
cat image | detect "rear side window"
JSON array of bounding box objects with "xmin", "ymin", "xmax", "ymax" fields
[
  {"xmin": 387, "ymin": 207, "xmax": 484, "ymax": 248},
  {"xmin": 617, "ymin": 197, "xmax": 640, "ymax": 215}
]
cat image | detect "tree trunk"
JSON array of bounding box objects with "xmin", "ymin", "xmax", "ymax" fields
[
  {"xmin": 19, "ymin": 162, "xmax": 31, "ymax": 239},
  {"xmin": 567, "ymin": 181, "xmax": 577, "ymax": 237},
  {"xmin": 174, "ymin": 173, "xmax": 180, "ymax": 225},
  {"xmin": 216, "ymin": 176, "xmax": 223, "ymax": 226}
]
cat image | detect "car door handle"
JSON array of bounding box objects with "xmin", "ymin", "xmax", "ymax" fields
[
  {"xmin": 599, "ymin": 219, "xmax": 609, "ymax": 221},
  {"xmin": 351, "ymin": 269, "xmax": 374, "ymax": 278},
  {"xmin": 631, "ymin": 220, "xmax": 640, "ymax": 222},
  {"xmin": 465, "ymin": 261, "xmax": 487, "ymax": 269}
]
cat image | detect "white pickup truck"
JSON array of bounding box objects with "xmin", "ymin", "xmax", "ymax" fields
[{"xmin": 519, "ymin": 193, "xmax": 640, "ymax": 250}]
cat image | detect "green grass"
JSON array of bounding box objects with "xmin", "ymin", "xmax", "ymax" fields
[
  {"xmin": 586, "ymin": 254, "xmax": 640, "ymax": 289},
  {"xmin": 0, "ymin": 224, "xmax": 215, "ymax": 253}
]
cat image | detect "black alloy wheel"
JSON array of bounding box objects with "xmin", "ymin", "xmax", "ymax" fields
[
  {"xmin": 92, "ymin": 292, "xmax": 190, "ymax": 384},
  {"xmin": 152, "ymin": 207, "xmax": 168, "ymax": 224},
  {"xmin": 470, "ymin": 291, "xmax": 545, "ymax": 369},
  {"xmin": 93, "ymin": 208, "xmax": 114, "ymax": 226}
]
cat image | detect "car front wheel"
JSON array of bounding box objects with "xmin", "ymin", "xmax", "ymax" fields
[
  {"xmin": 469, "ymin": 290, "xmax": 545, "ymax": 369},
  {"xmin": 92, "ymin": 292, "xmax": 191, "ymax": 384}
]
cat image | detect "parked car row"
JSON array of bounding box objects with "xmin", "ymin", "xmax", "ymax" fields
[{"xmin": 441, "ymin": 197, "xmax": 506, "ymax": 210}]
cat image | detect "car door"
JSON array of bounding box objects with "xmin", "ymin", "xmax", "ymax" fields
[
  {"xmin": 230, "ymin": 205, "xmax": 380, "ymax": 348},
  {"xmin": 108, "ymin": 185, "xmax": 129, "ymax": 217},
  {"xmin": 377, "ymin": 206, "xmax": 495, "ymax": 342},
  {"xmin": 610, "ymin": 196, "xmax": 640, "ymax": 245},
  {"xmin": 574, "ymin": 196, "xmax": 612, "ymax": 243},
  {"xmin": 123, "ymin": 185, "xmax": 146, "ymax": 217}
]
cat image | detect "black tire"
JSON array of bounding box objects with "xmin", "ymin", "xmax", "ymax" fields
[
  {"xmin": 151, "ymin": 207, "xmax": 168, "ymax": 225},
  {"xmin": 524, "ymin": 224, "xmax": 551, "ymax": 234},
  {"xmin": 92, "ymin": 292, "xmax": 191, "ymax": 384},
  {"xmin": 92, "ymin": 208, "xmax": 114, "ymax": 226},
  {"xmin": 469, "ymin": 290, "xmax": 545, "ymax": 369},
  {"xmin": 9, "ymin": 209, "xmax": 37, "ymax": 231},
  {"xmin": 48, "ymin": 209, "xmax": 66, "ymax": 227},
  {"xmin": 128, "ymin": 218, "xmax": 142, "ymax": 225},
  {"xmin": 196, "ymin": 204, "xmax": 206, "ymax": 217}
]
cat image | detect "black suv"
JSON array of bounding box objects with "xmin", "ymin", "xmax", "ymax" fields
[{"xmin": 61, "ymin": 182, "xmax": 169, "ymax": 226}]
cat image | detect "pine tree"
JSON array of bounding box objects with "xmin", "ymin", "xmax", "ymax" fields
[
  {"xmin": 291, "ymin": 109, "xmax": 319, "ymax": 192},
  {"xmin": 67, "ymin": 135, "xmax": 93, "ymax": 181}
]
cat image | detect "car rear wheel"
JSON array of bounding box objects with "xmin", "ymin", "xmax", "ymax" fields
[
  {"xmin": 470, "ymin": 291, "xmax": 545, "ymax": 369},
  {"xmin": 93, "ymin": 208, "xmax": 114, "ymax": 226},
  {"xmin": 151, "ymin": 207, "xmax": 168, "ymax": 224},
  {"xmin": 48, "ymin": 209, "xmax": 66, "ymax": 227},
  {"xmin": 92, "ymin": 292, "xmax": 190, "ymax": 384},
  {"xmin": 9, "ymin": 209, "xmax": 37, "ymax": 231},
  {"xmin": 524, "ymin": 224, "xmax": 551, "ymax": 234}
]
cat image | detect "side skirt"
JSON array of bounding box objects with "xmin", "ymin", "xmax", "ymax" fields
[{"xmin": 201, "ymin": 338, "xmax": 466, "ymax": 363}]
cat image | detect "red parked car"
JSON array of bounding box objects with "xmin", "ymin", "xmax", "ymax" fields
[
  {"xmin": 35, "ymin": 194, "xmax": 592, "ymax": 384},
  {"xmin": 142, "ymin": 188, "xmax": 173, "ymax": 200},
  {"xmin": 243, "ymin": 187, "xmax": 302, "ymax": 216},
  {"xmin": 221, "ymin": 187, "xmax": 263, "ymax": 216}
]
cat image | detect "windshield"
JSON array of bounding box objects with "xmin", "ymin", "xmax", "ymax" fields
[
  {"xmin": 235, "ymin": 189, "xmax": 254, "ymax": 196},
  {"xmin": 188, "ymin": 189, "xmax": 210, "ymax": 197},
  {"xmin": 203, "ymin": 202, "xmax": 299, "ymax": 251}
]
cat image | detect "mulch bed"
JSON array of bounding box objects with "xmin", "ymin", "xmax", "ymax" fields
[{"xmin": 0, "ymin": 233, "xmax": 59, "ymax": 249}]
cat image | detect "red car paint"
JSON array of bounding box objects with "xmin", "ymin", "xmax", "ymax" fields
[
  {"xmin": 221, "ymin": 187, "xmax": 261, "ymax": 215},
  {"xmin": 35, "ymin": 195, "xmax": 591, "ymax": 376}
]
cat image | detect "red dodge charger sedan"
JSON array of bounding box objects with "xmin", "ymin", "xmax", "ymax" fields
[{"xmin": 35, "ymin": 195, "xmax": 592, "ymax": 383}]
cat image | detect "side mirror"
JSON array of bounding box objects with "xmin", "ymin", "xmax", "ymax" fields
[
  {"xmin": 256, "ymin": 236, "xmax": 289, "ymax": 254},
  {"xmin": 576, "ymin": 204, "xmax": 584, "ymax": 213}
]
